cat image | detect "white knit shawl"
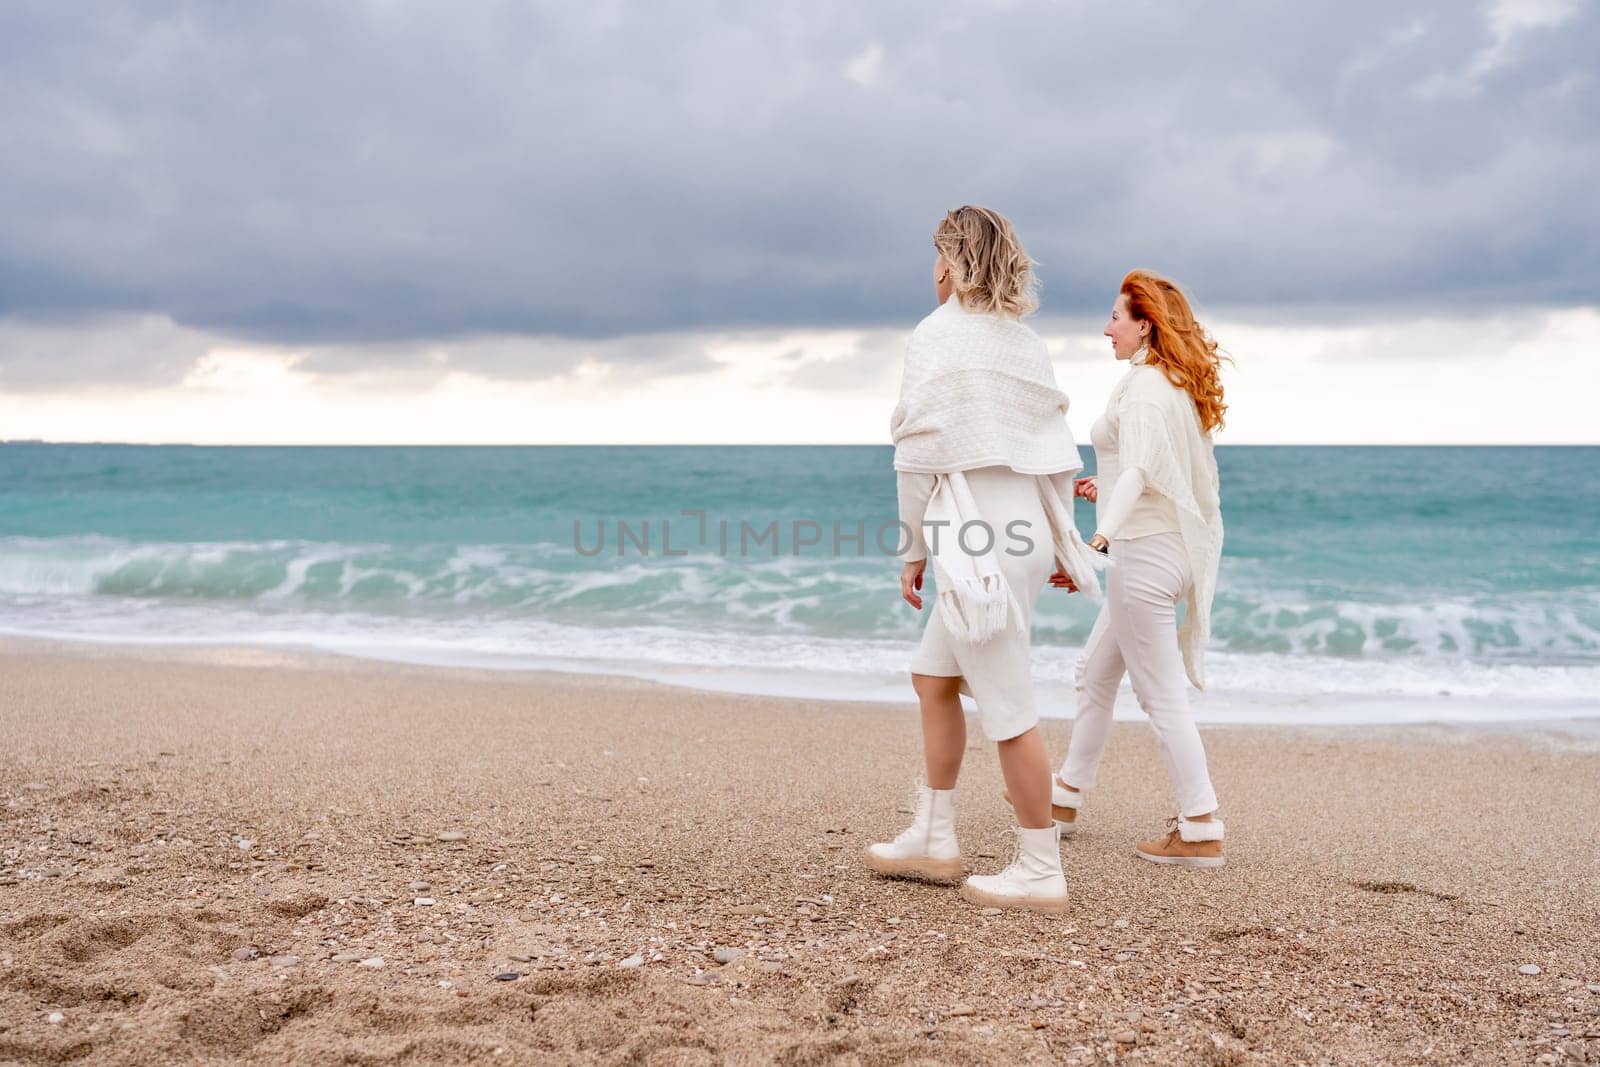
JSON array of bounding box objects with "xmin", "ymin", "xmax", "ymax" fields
[
  {"xmin": 889, "ymin": 299, "xmax": 1081, "ymax": 475},
  {"xmin": 1106, "ymin": 363, "xmax": 1225, "ymax": 688},
  {"xmin": 890, "ymin": 299, "xmax": 1102, "ymax": 642}
]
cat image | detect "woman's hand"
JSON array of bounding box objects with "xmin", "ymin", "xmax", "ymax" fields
[
  {"xmin": 901, "ymin": 559, "xmax": 927, "ymax": 610},
  {"xmin": 1074, "ymin": 476, "xmax": 1098, "ymax": 502},
  {"xmin": 1048, "ymin": 568, "xmax": 1079, "ymax": 594}
]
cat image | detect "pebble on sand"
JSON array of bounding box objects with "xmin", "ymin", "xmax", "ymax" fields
[
  {"xmin": 409, "ymin": 881, "xmax": 431, "ymax": 891},
  {"xmin": 359, "ymin": 957, "xmax": 385, "ymax": 969},
  {"xmin": 437, "ymin": 831, "xmax": 467, "ymax": 842},
  {"xmin": 1519, "ymin": 964, "xmax": 1543, "ymax": 975},
  {"xmin": 493, "ymin": 972, "xmax": 523, "ymax": 982},
  {"xmin": 618, "ymin": 954, "xmax": 646, "ymax": 968},
  {"xmin": 414, "ymin": 897, "xmax": 436, "ymax": 906},
  {"xmin": 47, "ymin": 1012, "xmax": 64, "ymax": 1025},
  {"xmin": 713, "ymin": 947, "xmax": 745, "ymax": 965},
  {"xmin": 330, "ymin": 952, "xmax": 363, "ymax": 963},
  {"xmin": 269, "ymin": 955, "xmax": 299, "ymax": 968}
]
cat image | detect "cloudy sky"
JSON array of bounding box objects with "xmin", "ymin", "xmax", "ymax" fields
[{"xmin": 1, "ymin": 0, "xmax": 1595, "ymax": 444}]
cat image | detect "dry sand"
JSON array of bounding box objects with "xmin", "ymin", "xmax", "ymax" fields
[{"xmin": 1, "ymin": 637, "xmax": 1597, "ymax": 1065}]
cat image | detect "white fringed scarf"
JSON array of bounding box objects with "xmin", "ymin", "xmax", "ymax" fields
[
  {"xmin": 890, "ymin": 299, "xmax": 1101, "ymax": 643},
  {"xmin": 918, "ymin": 468, "xmax": 1027, "ymax": 642}
]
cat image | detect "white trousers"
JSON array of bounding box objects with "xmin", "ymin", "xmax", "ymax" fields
[{"xmin": 1058, "ymin": 532, "xmax": 1219, "ymax": 817}]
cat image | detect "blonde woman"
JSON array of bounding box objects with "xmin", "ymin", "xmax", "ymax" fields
[
  {"xmin": 1038, "ymin": 269, "xmax": 1229, "ymax": 867},
  {"xmin": 867, "ymin": 206, "xmax": 1101, "ymax": 913}
]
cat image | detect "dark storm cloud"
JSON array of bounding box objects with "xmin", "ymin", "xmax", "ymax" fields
[
  {"xmin": 0, "ymin": 313, "xmax": 214, "ymax": 390},
  {"xmin": 0, "ymin": 0, "xmax": 1594, "ymax": 386}
]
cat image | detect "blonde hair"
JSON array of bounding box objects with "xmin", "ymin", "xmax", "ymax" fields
[{"xmin": 933, "ymin": 205, "xmax": 1039, "ymax": 317}]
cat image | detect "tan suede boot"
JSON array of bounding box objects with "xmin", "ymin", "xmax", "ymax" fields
[
  {"xmin": 999, "ymin": 779, "xmax": 1082, "ymax": 837},
  {"xmin": 1135, "ymin": 815, "xmax": 1224, "ymax": 868}
]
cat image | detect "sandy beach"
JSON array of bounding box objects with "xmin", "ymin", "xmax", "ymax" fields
[{"xmin": 1, "ymin": 638, "xmax": 1597, "ymax": 1065}]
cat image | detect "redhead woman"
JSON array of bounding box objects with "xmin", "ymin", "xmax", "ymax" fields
[
  {"xmin": 1027, "ymin": 270, "xmax": 1229, "ymax": 867},
  {"xmin": 867, "ymin": 206, "xmax": 1101, "ymax": 913}
]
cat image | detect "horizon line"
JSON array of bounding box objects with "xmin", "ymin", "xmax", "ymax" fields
[{"xmin": 5, "ymin": 440, "xmax": 1598, "ymax": 449}]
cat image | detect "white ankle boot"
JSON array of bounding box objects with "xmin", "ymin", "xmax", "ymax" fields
[
  {"xmin": 958, "ymin": 825, "xmax": 1069, "ymax": 913},
  {"xmin": 864, "ymin": 786, "xmax": 962, "ymax": 883}
]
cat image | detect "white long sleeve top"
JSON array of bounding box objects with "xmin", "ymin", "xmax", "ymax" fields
[
  {"xmin": 1090, "ymin": 414, "xmax": 1181, "ymax": 541},
  {"xmin": 897, "ymin": 470, "xmax": 936, "ymax": 562},
  {"xmin": 1087, "ymin": 347, "xmax": 1181, "ymax": 541}
]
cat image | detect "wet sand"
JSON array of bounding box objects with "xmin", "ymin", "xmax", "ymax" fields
[{"xmin": 1, "ymin": 638, "xmax": 1597, "ymax": 1064}]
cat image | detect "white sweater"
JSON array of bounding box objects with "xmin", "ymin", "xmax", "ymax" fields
[
  {"xmin": 1091, "ymin": 351, "xmax": 1181, "ymax": 540},
  {"xmin": 889, "ymin": 297, "xmax": 1102, "ymax": 636}
]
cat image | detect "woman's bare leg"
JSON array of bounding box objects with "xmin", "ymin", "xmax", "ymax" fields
[
  {"xmin": 912, "ymin": 673, "xmax": 965, "ymax": 789},
  {"xmin": 996, "ymin": 726, "xmax": 1053, "ymax": 829}
]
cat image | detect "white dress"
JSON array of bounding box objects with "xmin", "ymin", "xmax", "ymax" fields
[{"xmin": 899, "ymin": 465, "xmax": 1077, "ymax": 742}]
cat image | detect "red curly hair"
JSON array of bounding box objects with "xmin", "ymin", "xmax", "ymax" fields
[{"xmin": 1120, "ymin": 270, "xmax": 1229, "ymax": 435}]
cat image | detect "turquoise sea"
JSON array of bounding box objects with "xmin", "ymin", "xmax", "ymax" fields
[{"xmin": 2, "ymin": 444, "xmax": 1596, "ymax": 724}]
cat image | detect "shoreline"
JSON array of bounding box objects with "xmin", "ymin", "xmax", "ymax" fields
[{"xmin": 3, "ymin": 631, "xmax": 1597, "ymax": 739}]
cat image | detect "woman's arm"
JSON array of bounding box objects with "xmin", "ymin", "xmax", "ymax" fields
[
  {"xmin": 1093, "ymin": 467, "xmax": 1146, "ymax": 543},
  {"xmin": 1092, "ymin": 399, "xmax": 1178, "ymax": 548},
  {"xmin": 1043, "ymin": 468, "xmax": 1097, "ymax": 595},
  {"xmin": 1043, "ymin": 468, "xmax": 1080, "ymax": 509},
  {"xmin": 896, "ymin": 470, "xmax": 938, "ymax": 562}
]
